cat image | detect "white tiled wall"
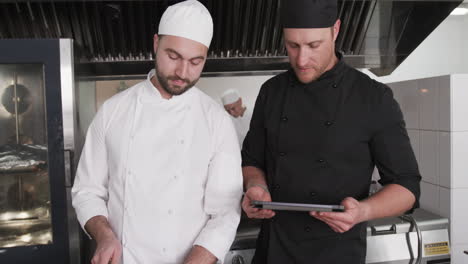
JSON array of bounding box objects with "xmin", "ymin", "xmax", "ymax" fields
[
  {"xmin": 451, "ymin": 75, "xmax": 468, "ymax": 132},
  {"xmin": 419, "ymin": 77, "xmax": 440, "ymax": 131},
  {"xmin": 389, "ymin": 74, "xmax": 468, "ymax": 264},
  {"xmin": 438, "ymin": 132, "xmax": 451, "ymax": 188},
  {"xmin": 451, "ymin": 188, "xmax": 468, "ymax": 245},
  {"xmin": 438, "ymin": 76, "xmax": 451, "ymax": 132},
  {"xmin": 452, "ymin": 132, "xmax": 468, "ymax": 189},
  {"xmin": 420, "ymin": 131, "xmax": 439, "ymax": 185},
  {"xmin": 407, "ymin": 130, "xmax": 420, "ymax": 164},
  {"xmin": 438, "ymin": 186, "xmax": 451, "ymax": 219},
  {"xmin": 397, "ymin": 80, "xmax": 420, "ymax": 129},
  {"xmin": 420, "ymin": 181, "xmax": 439, "ymax": 214},
  {"xmin": 451, "ymin": 244, "xmax": 468, "ymax": 264}
]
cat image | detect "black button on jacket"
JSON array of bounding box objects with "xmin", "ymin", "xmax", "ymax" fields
[{"xmin": 241, "ymin": 57, "xmax": 421, "ymax": 264}]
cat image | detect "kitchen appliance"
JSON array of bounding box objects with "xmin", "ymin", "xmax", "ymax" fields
[
  {"xmin": 224, "ymin": 209, "xmax": 450, "ymax": 264},
  {"xmin": 367, "ymin": 209, "xmax": 450, "ymax": 264},
  {"xmin": 0, "ymin": 39, "xmax": 80, "ymax": 264}
]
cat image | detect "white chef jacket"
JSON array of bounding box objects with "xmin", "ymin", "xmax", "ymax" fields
[
  {"xmin": 230, "ymin": 108, "xmax": 252, "ymax": 147},
  {"xmin": 72, "ymin": 70, "xmax": 243, "ymax": 264}
]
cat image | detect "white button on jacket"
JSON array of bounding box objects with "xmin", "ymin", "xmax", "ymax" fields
[{"xmin": 72, "ymin": 70, "xmax": 243, "ymax": 263}]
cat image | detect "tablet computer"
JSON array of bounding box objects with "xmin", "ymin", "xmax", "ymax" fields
[{"xmin": 251, "ymin": 201, "xmax": 345, "ymax": 212}]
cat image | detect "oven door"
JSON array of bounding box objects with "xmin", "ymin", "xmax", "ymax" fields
[{"xmin": 0, "ymin": 39, "xmax": 73, "ymax": 264}]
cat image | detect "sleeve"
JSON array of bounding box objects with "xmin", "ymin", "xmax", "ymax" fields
[
  {"xmin": 369, "ymin": 83, "xmax": 421, "ymax": 209},
  {"xmin": 193, "ymin": 113, "xmax": 243, "ymax": 262},
  {"xmin": 71, "ymin": 105, "xmax": 110, "ymax": 236},
  {"xmin": 241, "ymin": 84, "xmax": 267, "ymax": 169}
]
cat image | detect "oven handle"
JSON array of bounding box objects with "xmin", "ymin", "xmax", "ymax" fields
[
  {"xmin": 64, "ymin": 149, "xmax": 74, "ymax": 188},
  {"xmin": 370, "ymin": 224, "xmax": 396, "ymax": 236}
]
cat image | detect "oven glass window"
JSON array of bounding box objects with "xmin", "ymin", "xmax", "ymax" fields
[{"xmin": 0, "ymin": 64, "xmax": 53, "ymax": 248}]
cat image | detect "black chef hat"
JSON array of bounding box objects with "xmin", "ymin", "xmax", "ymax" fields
[{"xmin": 281, "ymin": 0, "xmax": 338, "ymax": 28}]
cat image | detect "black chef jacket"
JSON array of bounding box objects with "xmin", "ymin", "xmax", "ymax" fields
[{"xmin": 241, "ymin": 55, "xmax": 421, "ymax": 264}]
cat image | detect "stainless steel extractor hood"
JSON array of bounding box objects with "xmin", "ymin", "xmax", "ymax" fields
[{"xmin": 0, "ymin": 0, "xmax": 463, "ymax": 76}]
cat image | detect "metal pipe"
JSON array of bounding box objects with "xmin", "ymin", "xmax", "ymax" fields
[
  {"xmin": 345, "ymin": 1, "xmax": 366, "ymax": 54},
  {"xmin": 356, "ymin": 1, "xmax": 377, "ymax": 54},
  {"xmin": 51, "ymin": 3, "xmax": 62, "ymax": 37},
  {"xmin": 338, "ymin": 0, "xmax": 356, "ymax": 52},
  {"xmin": 400, "ymin": 215, "xmax": 423, "ymax": 264}
]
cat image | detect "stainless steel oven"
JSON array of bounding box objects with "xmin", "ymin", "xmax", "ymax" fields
[{"xmin": 0, "ymin": 39, "xmax": 80, "ymax": 264}]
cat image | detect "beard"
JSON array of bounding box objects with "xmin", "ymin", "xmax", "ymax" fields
[
  {"xmin": 294, "ymin": 67, "xmax": 319, "ymax": 83},
  {"xmin": 154, "ymin": 60, "xmax": 199, "ymax": 96},
  {"xmin": 292, "ymin": 46, "xmax": 336, "ymax": 84}
]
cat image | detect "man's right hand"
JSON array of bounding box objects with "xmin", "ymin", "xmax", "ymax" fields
[
  {"xmin": 85, "ymin": 216, "xmax": 122, "ymax": 264},
  {"xmin": 92, "ymin": 232, "xmax": 122, "ymax": 264},
  {"xmin": 242, "ymin": 185, "xmax": 275, "ymax": 219}
]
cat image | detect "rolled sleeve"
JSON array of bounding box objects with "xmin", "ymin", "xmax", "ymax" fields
[
  {"xmin": 370, "ymin": 84, "xmax": 421, "ymax": 209},
  {"xmin": 194, "ymin": 113, "xmax": 243, "ymax": 261},
  {"xmin": 71, "ymin": 106, "xmax": 110, "ymax": 236}
]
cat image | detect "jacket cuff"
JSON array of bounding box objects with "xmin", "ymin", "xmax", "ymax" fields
[
  {"xmin": 193, "ymin": 220, "xmax": 238, "ymax": 263},
  {"xmin": 74, "ymin": 200, "xmax": 109, "ymax": 239}
]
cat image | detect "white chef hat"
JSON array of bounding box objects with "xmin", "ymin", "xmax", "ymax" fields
[
  {"xmin": 158, "ymin": 0, "xmax": 213, "ymax": 48},
  {"xmin": 221, "ymin": 89, "xmax": 241, "ymax": 105}
]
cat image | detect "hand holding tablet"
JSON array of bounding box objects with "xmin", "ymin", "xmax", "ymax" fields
[{"xmin": 251, "ymin": 200, "xmax": 345, "ymax": 212}]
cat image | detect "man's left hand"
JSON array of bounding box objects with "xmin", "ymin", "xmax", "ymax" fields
[{"xmin": 309, "ymin": 197, "xmax": 368, "ymax": 233}]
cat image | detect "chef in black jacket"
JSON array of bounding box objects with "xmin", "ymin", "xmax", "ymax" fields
[{"xmin": 241, "ymin": 1, "xmax": 421, "ymax": 263}]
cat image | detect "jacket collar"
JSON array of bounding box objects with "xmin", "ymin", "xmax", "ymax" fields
[{"xmin": 140, "ymin": 69, "xmax": 189, "ymax": 105}]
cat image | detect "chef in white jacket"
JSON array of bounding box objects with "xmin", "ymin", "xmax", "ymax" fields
[
  {"xmin": 71, "ymin": 1, "xmax": 243, "ymax": 264},
  {"xmin": 221, "ymin": 89, "xmax": 252, "ymax": 147}
]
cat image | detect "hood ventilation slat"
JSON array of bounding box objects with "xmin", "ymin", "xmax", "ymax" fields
[{"xmin": 0, "ymin": 0, "xmax": 462, "ymax": 76}]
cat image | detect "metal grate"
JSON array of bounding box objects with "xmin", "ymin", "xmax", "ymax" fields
[
  {"xmin": 0, "ymin": 0, "xmax": 461, "ymax": 76},
  {"xmin": 0, "ymin": 0, "xmax": 376, "ymax": 62}
]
